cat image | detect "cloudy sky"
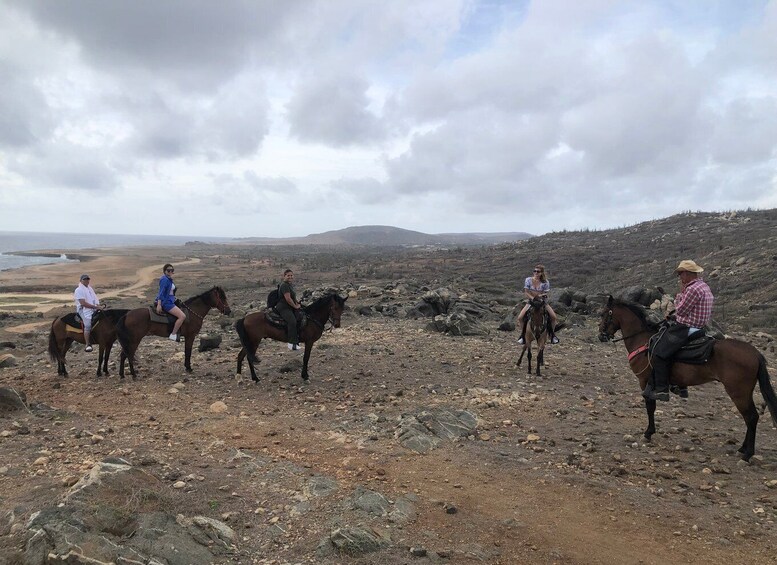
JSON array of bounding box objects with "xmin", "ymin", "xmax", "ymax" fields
[{"xmin": 1, "ymin": 0, "xmax": 775, "ymax": 238}]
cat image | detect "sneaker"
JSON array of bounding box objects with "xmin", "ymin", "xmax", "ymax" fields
[
  {"xmin": 169, "ymin": 334, "xmax": 178, "ymax": 342},
  {"xmin": 551, "ymin": 336, "xmax": 560, "ymax": 344},
  {"xmin": 84, "ymin": 345, "xmax": 93, "ymax": 352},
  {"xmin": 287, "ymin": 343, "xmax": 296, "ymax": 350},
  {"xmin": 517, "ymin": 337, "xmax": 525, "ymax": 345}
]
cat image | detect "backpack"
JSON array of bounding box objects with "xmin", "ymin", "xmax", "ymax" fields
[{"xmin": 266, "ymin": 285, "xmax": 281, "ymax": 308}]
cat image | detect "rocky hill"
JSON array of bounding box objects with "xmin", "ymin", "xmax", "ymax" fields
[{"xmin": 233, "ymin": 225, "xmax": 533, "ymax": 247}]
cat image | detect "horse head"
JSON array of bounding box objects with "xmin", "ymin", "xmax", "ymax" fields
[
  {"xmin": 207, "ymin": 286, "xmax": 231, "ymax": 316},
  {"xmin": 598, "ymin": 295, "xmax": 619, "ymax": 342},
  {"xmin": 328, "ymin": 294, "xmax": 348, "ymax": 328}
]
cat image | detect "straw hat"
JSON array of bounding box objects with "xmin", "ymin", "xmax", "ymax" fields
[{"xmin": 675, "ymin": 260, "xmax": 703, "ymax": 273}]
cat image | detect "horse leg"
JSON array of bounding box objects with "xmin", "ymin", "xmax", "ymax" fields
[
  {"xmin": 97, "ymin": 345, "xmax": 104, "ymax": 377},
  {"xmin": 184, "ymin": 336, "xmax": 193, "ymax": 373},
  {"xmin": 102, "ymin": 343, "xmax": 113, "ymax": 376},
  {"xmin": 724, "ymin": 379, "xmax": 760, "ymax": 461},
  {"xmin": 301, "ymin": 342, "xmax": 312, "ymax": 381},
  {"xmin": 643, "ymin": 398, "xmax": 656, "ymax": 440},
  {"xmin": 517, "ymin": 346, "xmax": 526, "ymax": 367},
  {"xmin": 536, "ymin": 347, "xmax": 543, "ymax": 376},
  {"xmin": 526, "ymin": 348, "xmax": 532, "ymax": 375},
  {"xmin": 119, "ymin": 350, "xmax": 126, "ymax": 379}
]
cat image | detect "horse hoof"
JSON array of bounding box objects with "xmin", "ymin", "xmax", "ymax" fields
[{"xmin": 740, "ymin": 453, "xmax": 753, "ymax": 462}]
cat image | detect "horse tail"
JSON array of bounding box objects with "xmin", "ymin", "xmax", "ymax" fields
[
  {"xmin": 235, "ymin": 316, "xmax": 252, "ymax": 349},
  {"xmin": 47, "ymin": 320, "xmax": 60, "ymax": 362},
  {"xmin": 756, "ymin": 354, "xmax": 777, "ymax": 428},
  {"xmin": 116, "ymin": 315, "xmax": 134, "ymax": 364}
]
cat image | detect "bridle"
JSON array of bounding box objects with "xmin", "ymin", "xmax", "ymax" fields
[
  {"xmin": 181, "ymin": 289, "xmax": 229, "ymax": 321},
  {"xmin": 600, "ymin": 307, "xmax": 653, "ymax": 375}
]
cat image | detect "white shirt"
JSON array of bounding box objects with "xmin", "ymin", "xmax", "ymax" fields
[{"xmin": 74, "ymin": 283, "xmax": 99, "ymax": 317}]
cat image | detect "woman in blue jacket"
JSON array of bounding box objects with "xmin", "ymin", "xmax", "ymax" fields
[{"xmin": 156, "ymin": 263, "xmax": 186, "ymax": 341}]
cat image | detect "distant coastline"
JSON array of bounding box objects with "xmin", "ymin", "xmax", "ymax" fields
[{"xmin": 0, "ymin": 231, "xmax": 232, "ymax": 272}]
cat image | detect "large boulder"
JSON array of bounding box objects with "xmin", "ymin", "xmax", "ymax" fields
[
  {"xmin": 427, "ymin": 313, "xmax": 489, "ymax": 336},
  {"xmin": 395, "ymin": 407, "xmax": 478, "ymax": 453},
  {"xmin": 24, "ymin": 459, "xmax": 235, "ymax": 565},
  {"xmin": 0, "ymin": 387, "xmax": 27, "ymax": 413}
]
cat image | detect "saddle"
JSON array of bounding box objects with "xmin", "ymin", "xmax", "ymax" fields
[
  {"xmin": 148, "ymin": 306, "xmax": 186, "ymax": 326},
  {"xmin": 266, "ymin": 308, "xmax": 307, "ymax": 332},
  {"xmin": 62, "ymin": 312, "xmax": 84, "ymax": 333},
  {"xmin": 648, "ymin": 328, "xmax": 716, "ymax": 365}
]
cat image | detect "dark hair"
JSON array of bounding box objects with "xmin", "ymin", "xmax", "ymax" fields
[
  {"xmin": 163, "ymin": 263, "xmax": 174, "ymax": 273},
  {"xmin": 534, "ymin": 264, "xmax": 548, "ymax": 284},
  {"xmin": 283, "ymin": 269, "xmax": 293, "ymax": 275}
]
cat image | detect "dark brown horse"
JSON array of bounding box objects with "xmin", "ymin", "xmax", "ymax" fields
[
  {"xmin": 234, "ymin": 293, "xmax": 347, "ymax": 382},
  {"xmin": 517, "ymin": 297, "xmax": 549, "ymax": 376},
  {"xmin": 599, "ymin": 296, "xmax": 777, "ymax": 461},
  {"xmin": 116, "ymin": 286, "xmax": 231, "ymax": 379},
  {"xmin": 47, "ymin": 309, "xmax": 130, "ymax": 377}
]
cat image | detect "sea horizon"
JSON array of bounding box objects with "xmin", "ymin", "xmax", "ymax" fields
[{"xmin": 0, "ymin": 230, "xmax": 234, "ymax": 272}]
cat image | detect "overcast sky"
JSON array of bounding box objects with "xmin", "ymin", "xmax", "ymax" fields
[{"xmin": 1, "ymin": 0, "xmax": 775, "ymax": 238}]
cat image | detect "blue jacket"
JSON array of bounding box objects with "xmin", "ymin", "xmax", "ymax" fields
[{"xmin": 157, "ymin": 275, "xmax": 176, "ymax": 310}]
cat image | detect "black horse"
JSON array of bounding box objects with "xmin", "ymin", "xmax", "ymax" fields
[{"xmin": 235, "ymin": 293, "xmax": 347, "ymax": 382}]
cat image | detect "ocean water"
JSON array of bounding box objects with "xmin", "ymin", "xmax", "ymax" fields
[{"xmin": 0, "ymin": 231, "xmax": 232, "ymax": 272}]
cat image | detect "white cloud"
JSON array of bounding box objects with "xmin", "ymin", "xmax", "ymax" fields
[{"xmin": 0, "ymin": 0, "xmax": 775, "ymax": 236}]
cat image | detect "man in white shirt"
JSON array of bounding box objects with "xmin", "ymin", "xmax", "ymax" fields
[{"xmin": 74, "ymin": 274, "xmax": 104, "ymax": 352}]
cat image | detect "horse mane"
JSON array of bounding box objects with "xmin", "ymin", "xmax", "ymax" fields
[
  {"xmin": 612, "ymin": 299, "xmax": 660, "ymax": 331},
  {"xmin": 184, "ymin": 286, "xmax": 225, "ymax": 306},
  {"xmin": 304, "ymin": 293, "xmax": 344, "ymax": 313}
]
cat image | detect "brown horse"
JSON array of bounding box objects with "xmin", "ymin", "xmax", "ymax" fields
[
  {"xmin": 517, "ymin": 297, "xmax": 549, "ymax": 376},
  {"xmin": 234, "ymin": 293, "xmax": 347, "ymax": 382},
  {"xmin": 116, "ymin": 286, "xmax": 231, "ymax": 379},
  {"xmin": 599, "ymin": 296, "xmax": 777, "ymax": 461},
  {"xmin": 47, "ymin": 309, "xmax": 130, "ymax": 377}
]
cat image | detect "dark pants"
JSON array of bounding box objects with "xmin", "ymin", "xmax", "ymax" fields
[
  {"xmin": 651, "ymin": 323, "xmax": 693, "ymax": 390},
  {"xmin": 276, "ymin": 305, "xmax": 300, "ymax": 344}
]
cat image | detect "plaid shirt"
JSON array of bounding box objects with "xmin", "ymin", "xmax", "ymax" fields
[{"xmin": 674, "ymin": 278, "xmax": 714, "ymax": 327}]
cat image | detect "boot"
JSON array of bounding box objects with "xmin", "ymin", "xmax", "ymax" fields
[{"xmin": 643, "ymin": 364, "xmax": 670, "ymax": 401}]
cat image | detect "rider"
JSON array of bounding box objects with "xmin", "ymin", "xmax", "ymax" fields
[
  {"xmin": 517, "ymin": 264, "xmax": 559, "ymax": 345},
  {"xmin": 643, "ymin": 259, "xmax": 714, "ymax": 401},
  {"xmin": 156, "ymin": 263, "xmax": 186, "ymax": 342},
  {"xmin": 74, "ymin": 274, "xmax": 105, "ymax": 352},
  {"xmin": 275, "ymin": 269, "xmax": 303, "ymax": 351}
]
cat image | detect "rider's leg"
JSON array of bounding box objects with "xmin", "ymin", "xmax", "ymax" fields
[
  {"xmin": 167, "ymin": 305, "xmax": 186, "ymax": 338},
  {"xmin": 517, "ymin": 303, "xmax": 530, "ymax": 344},
  {"xmin": 83, "ymin": 314, "xmax": 93, "ymax": 350},
  {"xmin": 644, "ymin": 357, "xmax": 670, "ymax": 401}
]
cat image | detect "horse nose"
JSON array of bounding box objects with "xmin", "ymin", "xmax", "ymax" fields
[{"xmin": 598, "ymin": 333, "xmax": 609, "ymax": 342}]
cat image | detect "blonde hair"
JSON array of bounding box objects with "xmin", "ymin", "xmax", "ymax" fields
[{"xmin": 534, "ymin": 264, "xmax": 548, "ymax": 283}]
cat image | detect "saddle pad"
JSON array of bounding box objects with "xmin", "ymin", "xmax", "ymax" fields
[{"xmin": 148, "ymin": 307, "xmax": 177, "ymax": 325}]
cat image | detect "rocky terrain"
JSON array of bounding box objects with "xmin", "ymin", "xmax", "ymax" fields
[{"xmin": 1, "ymin": 209, "xmax": 776, "ymax": 564}]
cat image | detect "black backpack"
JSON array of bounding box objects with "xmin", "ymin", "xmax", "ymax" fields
[{"xmin": 266, "ymin": 285, "xmax": 281, "ymax": 308}]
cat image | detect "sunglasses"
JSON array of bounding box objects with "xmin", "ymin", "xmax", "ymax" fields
[
  {"xmin": 533, "ymin": 269, "xmax": 542, "ymax": 273},
  {"xmin": 166, "ymin": 269, "xmax": 174, "ymax": 273}
]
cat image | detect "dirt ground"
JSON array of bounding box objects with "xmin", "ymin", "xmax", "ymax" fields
[{"xmin": 1, "ymin": 248, "xmax": 776, "ymax": 564}]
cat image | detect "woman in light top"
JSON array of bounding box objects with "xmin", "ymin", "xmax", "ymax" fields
[{"xmin": 516, "ymin": 264, "xmax": 559, "ymax": 344}]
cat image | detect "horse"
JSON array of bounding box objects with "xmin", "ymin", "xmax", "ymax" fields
[
  {"xmin": 234, "ymin": 293, "xmax": 347, "ymax": 382},
  {"xmin": 47, "ymin": 309, "xmax": 130, "ymax": 377},
  {"xmin": 598, "ymin": 295, "xmax": 777, "ymax": 461},
  {"xmin": 116, "ymin": 286, "xmax": 231, "ymax": 379},
  {"xmin": 517, "ymin": 297, "xmax": 549, "ymax": 376}
]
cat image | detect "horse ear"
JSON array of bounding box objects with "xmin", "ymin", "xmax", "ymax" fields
[{"xmin": 607, "ymin": 295, "xmax": 613, "ymax": 307}]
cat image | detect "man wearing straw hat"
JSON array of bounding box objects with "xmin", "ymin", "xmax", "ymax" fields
[{"xmin": 643, "ymin": 260, "xmax": 714, "ymax": 401}]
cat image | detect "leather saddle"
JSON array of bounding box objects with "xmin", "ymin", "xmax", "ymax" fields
[
  {"xmin": 148, "ymin": 306, "xmax": 186, "ymax": 326},
  {"xmin": 649, "ymin": 329, "xmax": 716, "ymax": 365},
  {"xmin": 265, "ymin": 308, "xmax": 306, "ymax": 332},
  {"xmin": 62, "ymin": 312, "xmax": 84, "ymax": 333}
]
